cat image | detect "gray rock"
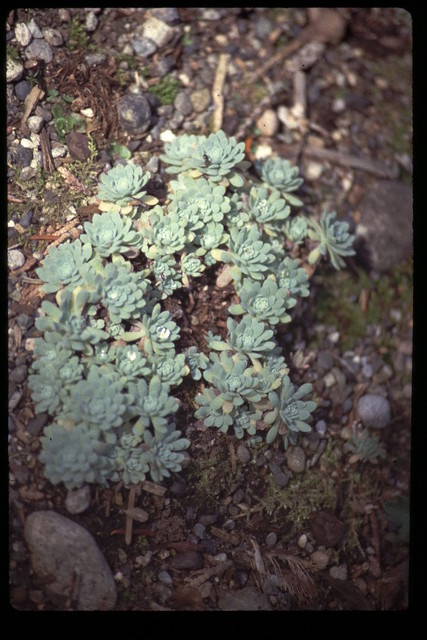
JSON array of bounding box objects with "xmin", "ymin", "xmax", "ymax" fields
[
  {"xmin": 65, "ymin": 131, "xmax": 91, "ymax": 161},
  {"xmin": 65, "ymin": 485, "xmax": 91, "ymax": 514},
  {"xmin": 42, "ymin": 27, "xmax": 64, "ymax": 47},
  {"xmin": 25, "ymin": 39, "xmax": 53, "ymax": 64},
  {"xmin": 357, "ymin": 394, "xmax": 391, "ymax": 429},
  {"xmin": 142, "ymin": 16, "xmax": 175, "ymax": 48},
  {"xmin": 8, "ymin": 249, "xmax": 26, "ymax": 269},
  {"xmin": 174, "ymin": 91, "xmax": 193, "ymax": 116},
  {"xmin": 9, "ymin": 364, "xmax": 28, "ymax": 383},
  {"xmin": 236, "ymin": 443, "xmax": 251, "ymax": 464},
  {"xmin": 15, "ymin": 79, "xmax": 32, "ymax": 101},
  {"xmin": 285, "ymin": 446, "xmax": 306, "ymax": 473},
  {"xmin": 151, "ymin": 8, "xmax": 179, "ymax": 23},
  {"xmin": 132, "ymin": 36, "xmax": 157, "ymax": 58},
  {"xmin": 218, "ymin": 586, "xmax": 272, "ymax": 611},
  {"xmin": 317, "ymin": 350, "xmax": 334, "ymax": 371},
  {"xmin": 28, "ymin": 18, "xmax": 43, "ymax": 38},
  {"xmin": 11, "ymin": 142, "xmax": 33, "ymax": 167},
  {"xmin": 118, "ymin": 94, "xmax": 152, "ymax": 135},
  {"xmin": 27, "ymin": 115, "xmax": 44, "ymax": 133},
  {"xmin": 355, "ymin": 180, "xmax": 412, "ymax": 272},
  {"xmin": 170, "ymin": 550, "xmax": 204, "ymax": 570},
  {"xmin": 85, "ymin": 52, "xmax": 107, "ymax": 66},
  {"xmin": 269, "ymin": 462, "xmax": 290, "ymax": 488},
  {"xmin": 84, "ymin": 11, "xmax": 98, "ymax": 32},
  {"xmin": 6, "ymin": 58, "xmax": 24, "ymax": 83},
  {"xmin": 14, "ymin": 22, "xmax": 33, "ymax": 46},
  {"xmin": 190, "ymin": 88, "xmax": 211, "ymax": 113},
  {"xmin": 26, "ymin": 413, "xmax": 48, "ymax": 436},
  {"xmin": 24, "ymin": 511, "xmax": 117, "ymax": 610}
]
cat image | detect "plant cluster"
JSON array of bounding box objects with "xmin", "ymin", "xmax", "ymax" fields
[{"xmin": 29, "ymin": 129, "xmax": 355, "ymax": 491}]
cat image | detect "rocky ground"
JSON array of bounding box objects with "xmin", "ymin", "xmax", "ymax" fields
[{"xmin": 7, "ymin": 8, "xmax": 413, "ymax": 611}]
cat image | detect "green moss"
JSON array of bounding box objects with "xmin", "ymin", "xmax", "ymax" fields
[
  {"xmin": 313, "ymin": 261, "xmax": 412, "ymax": 350},
  {"xmin": 148, "ymin": 75, "xmax": 180, "ymax": 106}
]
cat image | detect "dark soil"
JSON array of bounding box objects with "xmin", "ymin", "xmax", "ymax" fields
[{"xmin": 7, "ymin": 8, "xmax": 413, "ymax": 612}]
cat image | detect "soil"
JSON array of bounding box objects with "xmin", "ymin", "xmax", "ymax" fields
[{"xmin": 7, "ymin": 8, "xmax": 413, "ymax": 612}]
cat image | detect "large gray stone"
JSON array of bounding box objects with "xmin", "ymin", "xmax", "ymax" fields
[
  {"xmin": 354, "ymin": 180, "xmax": 412, "ymax": 272},
  {"xmin": 24, "ymin": 510, "xmax": 117, "ymax": 610}
]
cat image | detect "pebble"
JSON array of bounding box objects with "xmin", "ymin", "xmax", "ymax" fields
[
  {"xmin": 297, "ymin": 534, "xmax": 308, "ymax": 548},
  {"xmin": 132, "ymin": 36, "xmax": 157, "ymax": 58},
  {"xmin": 285, "ymin": 446, "xmax": 306, "ymax": 473},
  {"xmin": 236, "ymin": 443, "xmax": 251, "ymax": 464},
  {"xmin": 142, "ymin": 16, "xmax": 175, "ymax": 48},
  {"xmin": 65, "ymin": 485, "xmax": 91, "ymax": 514},
  {"xmin": 190, "ymin": 88, "xmax": 211, "ymax": 113},
  {"xmin": 317, "ymin": 350, "xmax": 334, "ymax": 371},
  {"xmin": 66, "ymin": 131, "xmax": 91, "ymax": 161},
  {"xmin": 315, "ymin": 419, "xmax": 327, "ymax": 436},
  {"xmin": 14, "ymin": 22, "xmax": 33, "ymax": 47},
  {"xmin": 8, "ymin": 249, "xmax": 26, "ymax": 270},
  {"xmin": 118, "ymin": 94, "xmax": 152, "ymax": 135},
  {"xmin": 265, "ymin": 532, "xmax": 277, "ymax": 548},
  {"xmin": 6, "ymin": 58, "xmax": 24, "ymax": 83},
  {"xmin": 269, "ymin": 462, "xmax": 290, "ymax": 488},
  {"xmin": 357, "ymin": 394, "xmax": 391, "ymax": 429},
  {"xmin": 27, "ymin": 115, "xmax": 44, "ymax": 133},
  {"xmin": 27, "ymin": 18, "xmax": 43, "ymax": 39},
  {"xmin": 256, "ymin": 109, "xmax": 279, "ymax": 137},
  {"xmin": 9, "ymin": 364, "xmax": 28, "ymax": 383},
  {"xmin": 192, "ymin": 522, "xmax": 207, "ymax": 539},
  {"xmin": 170, "ymin": 550, "xmax": 204, "ymax": 570},
  {"xmin": 14, "ymin": 79, "xmax": 32, "ymax": 101},
  {"xmin": 41, "ymin": 27, "xmax": 64, "ymax": 47},
  {"xmin": 329, "ymin": 564, "xmax": 348, "ymax": 581},
  {"xmin": 26, "ymin": 413, "xmax": 48, "ymax": 436},
  {"xmin": 310, "ymin": 549, "xmax": 331, "ymax": 569},
  {"xmin": 174, "ymin": 91, "xmax": 193, "ymax": 116},
  {"xmin": 218, "ymin": 586, "xmax": 272, "ymax": 611},
  {"xmin": 158, "ymin": 570, "xmax": 173, "ymax": 585},
  {"xmin": 85, "ymin": 52, "xmax": 107, "ymax": 66},
  {"xmin": 24, "ymin": 510, "xmax": 117, "ymax": 610},
  {"xmin": 25, "ymin": 39, "xmax": 53, "ymax": 64},
  {"xmin": 305, "ymin": 160, "xmax": 324, "ymax": 181},
  {"xmin": 84, "ymin": 11, "xmax": 98, "ymax": 32}
]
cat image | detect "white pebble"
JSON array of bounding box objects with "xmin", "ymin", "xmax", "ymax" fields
[
  {"xmin": 27, "ymin": 115, "xmax": 44, "ymax": 133},
  {"xmin": 297, "ymin": 534, "xmax": 307, "ymax": 549},
  {"xmin": 8, "ymin": 249, "xmax": 26, "ymax": 269},
  {"xmin": 305, "ymin": 160, "xmax": 324, "ymax": 181},
  {"xmin": 14, "ymin": 22, "xmax": 33, "ymax": 46}
]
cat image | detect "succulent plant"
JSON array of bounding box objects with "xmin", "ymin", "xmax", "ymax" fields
[
  {"xmin": 36, "ymin": 239, "xmax": 94, "ymax": 294},
  {"xmin": 61, "ymin": 365, "xmax": 130, "ymax": 437},
  {"xmin": 284, "ymin": 215, "xmax": 309, "ymax": 245},
  {"xmin": 149, "ymin": 352, "xmax": 188, "ymax": 386},
  {"xmin": 308, "ymin": 210, "xmax": 356, "ymax": 270},
  {"xmin": 346, "ymin": 429, "xmax": 386, "ymax": 464},
  {"xmin": 244, "ymin": 186, "xmax": 291, "ymax": 235},
  {"xmin": 194, "ymin": 386, "xmax": 235, "ymax": 431},
  {"xmin": 39, "ymin": 422, "xmax": 117, "ymax": 489},
  {"xmin": 211, "ymin": 224, "xmax": 275, "ymax": 284},
  {"xmin": 196, "ymin": 221, "xmax": 229, "ymax": 254},
  {"xmin": 169, "ymin": 175, "xmax": 231, "ymax": 226},
  {"xmin": 201, "ymin": 352, "xmax": 262, "ymax": 413},
  {"xmin": 128, "ymin": 375, "xmax": 179, "ymax": 435},
  {"xmin": 180, "ymin": 252, "xmax": 205, "ymax": 285},
  {"xmin": 28, "ymin": 363, "xmax": 68, "ymax": 414},
  {"xmin": 160, "ymin": 133, "xmax": 207, "ymax": 174},
  {"xmin": 80, "ymin": 211, "xmax": 142, "ymax": 258},
  {"xmin": 256, "ymin": 157, "xmax": 304, "ymax": 206},
  {"xmin": 230, "ymin": 277, "xmax": 296, "ymax": 325},
  {"xmin": 275, "ymin": 257, "xmax": 310, "ymax": 299},
  {"xmin": 265, "ymin": 377, "xmax": 316, "ymax": 447},
  {"xmin": 35, "ymin": 288, "xmax": 109, "ymax": 355},
  {"xmin": 142, "ymin": 425, "xmax": 190, "ymax": 484},
  {"xmin": 151, "ymin": 256, "xmax": 183, "ymax": 298},
  {"xmin": 185, "ymin": 346, "xmax": 209, "ymax": 381},
  {"xmin": 97, "ymin": 162, "xmax": 151, "ymax": 205},
  {"xmin": 95, "ymin": 261, "xmax": 151, "ymax": 323},
  {"xmin": 111, "ymin": 344, "xmax": 151, "ymax": 382},
  {"xmin": 161, "ymin": 130, "xmax": 248, "ymax": 186},
  {"xmin": 140, "ymin": 206, "xmax": 188, "ymax": 259},
  {"xmin": 117, "ymin": 441, "xmax": 150, "ymax": 486},
  {"xmin": 131, "ymin": 303, "xmax": 180, "ymax": 356},
  {"xmin": 225, "ymin": 315, "xmax": 277, "ymax": 364},
  {"xmin": 230, "ymin": 405, "xmax": 262, "ymax": 439}
]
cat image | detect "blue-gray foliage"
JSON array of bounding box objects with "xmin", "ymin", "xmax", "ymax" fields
[{"xmin": 29, "ymin": 129, "xmax": 355, "ymax": 490}]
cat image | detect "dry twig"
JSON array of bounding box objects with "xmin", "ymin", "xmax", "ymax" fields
[{"xmin": 212, "ymin": 53, "xmax": 230, "ymax": 133}]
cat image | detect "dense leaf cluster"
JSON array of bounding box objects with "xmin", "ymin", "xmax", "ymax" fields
[{"xmin": 29, "ymin": 130, "xmax": 355, "ymax": 490}]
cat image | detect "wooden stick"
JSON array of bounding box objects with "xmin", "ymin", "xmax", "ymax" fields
[
  {"xmin": 303, "ymin": 145, "xmax": 399, "ymax": 179},
  {"xmin": 211, "ymin": 53, "xmax": 230, "ymax": 133},
  {"xmin": 125, "ymin": 484, "xmax": 136, "ymax": 545}
]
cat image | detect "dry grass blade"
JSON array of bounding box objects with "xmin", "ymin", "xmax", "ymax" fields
[{"xmin": 265, "ymin": 549, "xmax": 319, "ymax": 606}]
